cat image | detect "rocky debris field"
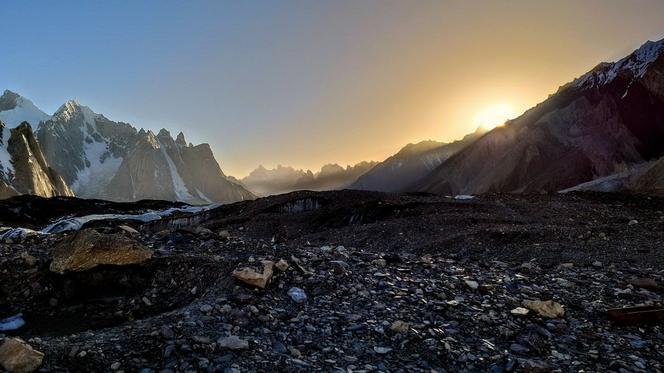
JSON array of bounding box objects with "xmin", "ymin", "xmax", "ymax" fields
[{"xmin": 0, "ymin": 190, "xmax": 663, "ymax": 372}]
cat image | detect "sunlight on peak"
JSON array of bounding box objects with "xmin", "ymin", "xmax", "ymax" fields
[{"xmin": 474, "ymin": 103, "xmax": 516, "ymax": 131}]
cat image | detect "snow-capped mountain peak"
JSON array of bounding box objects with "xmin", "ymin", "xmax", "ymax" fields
[
  {"xmin": 53, "ymin": 99, "xmax": 98, "ymax": 125},
  {"xmin": 0, "ymin": 90, "xmax": 52, "ymax": 127},
  {"xmin": 573, "ymin": 38, "xmax": 664, "ymax": 89},
  {"xmin": 1, "ymin": 90, "xmax": 253, "ymax": 203}
]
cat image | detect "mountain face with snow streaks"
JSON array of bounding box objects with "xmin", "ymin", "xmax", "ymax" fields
[
  {"xmin": 0, "ymin": 120, "xmax": 73, "ymax": 199},
  {"xmin": 0, "ymin": 90, "xmax": 252, "ymax": 203}
]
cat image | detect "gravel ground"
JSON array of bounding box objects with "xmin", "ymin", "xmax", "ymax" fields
[{"xmin": 0, "ymin": 190, "xmax": 662, "ymax": 372}]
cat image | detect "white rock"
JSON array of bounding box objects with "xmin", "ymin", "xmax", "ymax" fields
[{"xmin": 465, "ymin": 280, "xmax": 479, "ymax": 290}]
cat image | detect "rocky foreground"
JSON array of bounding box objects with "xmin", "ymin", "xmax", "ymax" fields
[{"xmin": 0, "ymin": 190, "xmax": 663, "ymax": 372}]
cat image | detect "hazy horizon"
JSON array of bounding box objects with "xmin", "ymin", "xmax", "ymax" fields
[{"xmin": 3, "ymin": 0, "xmax": 664, "ymax": 178}]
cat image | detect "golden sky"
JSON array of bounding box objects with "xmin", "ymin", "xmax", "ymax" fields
[{"xmin": 218, "ymin": 1, "xmax": 664, "ymax": 177}]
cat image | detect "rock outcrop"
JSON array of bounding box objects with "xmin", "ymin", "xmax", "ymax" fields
[
  {"xmin": 0, "ymin": 338, "xmax": 44, "ymax": 373},
  {"xmin": 0, "ymin": 121, "xmax": 73, "ymax": 199},
  {"xmin": 49, "ymin": 229, "xmax": 153, "ymax": 273},
  {"xmin": 106, "ymin": 129, "xmax": 253, "ymax": 203}
]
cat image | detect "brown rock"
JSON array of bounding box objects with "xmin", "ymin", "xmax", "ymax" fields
[
  {"xmin": 232, "ymin": 260, "xmax": 274, "ymax": 288},
  {"xmin": 275, "ymin": 259, "xmax": 289, "ymax": 272},
  {"xmin": 19, "ymin": 253, "xmax": 37, "ymax": 267},
  {"xmin": 49, "ymin": 229, "xmax": 153, "ymax": 274},
  {"xmin": 628, "ymin": 277, "xmax": 660, "ymax": 290},
  {"xmin": 522, "ymin": 300, "xmax": 565, "ymax": 318},
  {"xmin": 0, "ymin": 338, "xmax": 44, "ymax": 373},
  {"xmin": 389, "ymin": 320, "xmax": 410, "ymax": 333}
]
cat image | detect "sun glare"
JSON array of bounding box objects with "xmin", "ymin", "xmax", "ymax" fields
[{"xmin": 474, "ymin": 103, "xmax": 516, "ymax": 131}]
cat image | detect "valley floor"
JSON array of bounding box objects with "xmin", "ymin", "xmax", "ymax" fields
[{"xmin": 0, "ymin": 190, "xmax": 663, "ymax": 372}]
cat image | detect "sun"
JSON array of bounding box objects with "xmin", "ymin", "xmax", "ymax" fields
[{"xmin": 474, "ymin": 103, "xmax": 517, "ymax": 131}]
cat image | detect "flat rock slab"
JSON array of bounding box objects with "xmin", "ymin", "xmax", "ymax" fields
[
  {"xmin": 523, "ymin": 300, "xmax": 565, "ymax": 318},
  {"xmin": 50, "ymin": 229, "xmax": 153, "ymax": 274},
  {"xmin": 0, "ymin": 338, "xmax": 44, "ymax": 373}
]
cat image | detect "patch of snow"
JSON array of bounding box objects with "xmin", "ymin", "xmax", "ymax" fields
[
  {"xmin": 196, "ymin": 188, "xmax": 213, "ymax": 203},
  {"xmin": 0, "ymin": 96, "xmax": 51, "ymax": 127},
  {"xmin": 58, "ymin": 104, "xmax": 123, "ymax": 196},
  {"xmin": 453, "ymin": 194, "xmax": 475, "ymax": 200},
  {"xmin": 0, "ymin": 126, "xmax": 14, "ymax": 177},
  {"xmin": 0, "ymin": 227, "xmax": 40, "ymax": 241},
  {"xmin": 72, "ymin": 137, "xmax": 123, "ymax": 196},
  {"xmin": 41, "ymin": 204, "xmax": 219, "ymax": 234},
  {"xmin": 0, "ymin": 313, "xmax": 25, "ymax": 331},
  {"xmin": 158, "ymin": 140, "xmax": 193, "ymax": 201}
]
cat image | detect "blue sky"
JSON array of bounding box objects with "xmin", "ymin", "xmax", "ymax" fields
[{"xmin": 3, "ymin": 1, "xmax": 664, "ymax": 176}]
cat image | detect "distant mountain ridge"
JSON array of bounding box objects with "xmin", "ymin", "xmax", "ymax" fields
[
  {"xmin": 241, "ymin": 161, "xmax": 378, "ymax": 196},
  {"xmin": 0, "ymin": 90, "xmax": 253, "ymax": 203},
  {"xmin": 413, "ymin": 38, "xmax": 664, "ymax": 195},
  {"xmin": 350, "ymin": 128, "xmax": 485, "ymax": 192}
]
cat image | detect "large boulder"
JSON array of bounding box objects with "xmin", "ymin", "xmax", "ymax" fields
[
  {"xmin": 0, "ymin": 338, "xmax": 44, "ymax": 373},
  {"xmin": 49, "ymin": 229, "xmax": 153, "ymax": 273}
]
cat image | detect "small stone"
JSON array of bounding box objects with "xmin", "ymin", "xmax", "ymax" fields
[
  {"xmin": 373, "ymin": 347, "xmax": 392, "ymax": 354},
  {"xmin": 0, "ymin": 338, "xmax": 44, "ymax": 373},
  {"xmin": 330, "ymin": 260, "xmax": 348, "ymax": 274},
  {"xmin": 232, "ymin": 261, "xmax": 274, "ymax": 288},
  {"xmin": 218, "ymin": 230, "xmax": 231, "ymax": 239},
  {"xmin": 142, "ymin": 297, "xmax": 152, "ymax": 306},
  {"xmin": 522, "ymin": 300, "xmax": 565, "ymax": 318},
  {"xmin": 510, "ymin": 343, "xmax": 529, "ymax": 354},
  {"xmin": 372, "ymin": 258, "xmax": 387, "ymax": 267},
  {"xmin": 518, "ymin": 358, "xmax": 551, "ymax": 373},
  {"xmin": 465, "ymin": 280, "xmax": 479, "ymax": 290},
  {"xmin": 289, "ymin": 347, "xmax": 302, "ymax": 358},
  {"xmin": 111, "ymin": 362, "xmax": 121, "ymax": 370},
  {"xmin": 217, "ymin": 336, "xmax": 249, "ymax": 350},
  {"xmin": 628, "ymin": 219, "xmax": 638, "ymax": 226},
  {"xmin": 272, "ymin": 340, "xmax": 287, "ymax": 354},
  {"xmin": 287, "ymin": 287, "xmax": 307, "ymax": 303},
  {"xmin": 511, "ymin": 307, "xmax": 530, "ymax": 316},
  {"xmin": 118, "ymin": 225, "xmax": 139, "ymax": 235},
  {"xmin": 199, "ymin": 304, "xmax": 213, "ymax": 313},
  {"xmin": 19, "ymin": 253, "xmax": 37, "ymax": 267},
  {"xmin": 161, "ymin": 326, "xmax": 175, "ymax": 339},
  {"xmin": 275, "ymin": 259, "xmax": 289, "ymax": 272},
  {"xmin": 389, "ymin": 320, "xmax": 410, "ymax": 333},
  {"xmin": 592, "ymin": 261, "xmax": 603, "ymax": 268},
  {"xmin": 193, "ymin": 336, "xmax": 211, "ymax": 344}
]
